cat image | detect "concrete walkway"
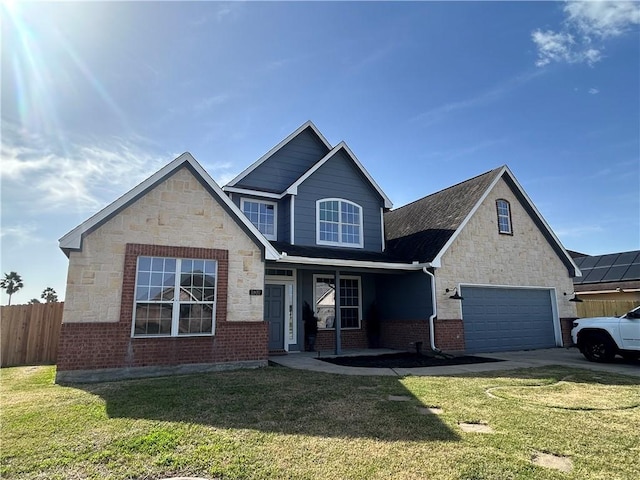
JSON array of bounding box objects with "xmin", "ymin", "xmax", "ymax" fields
[{"xmin": 269, "ymin": 347, "xmax": 640, "ymax": 378}]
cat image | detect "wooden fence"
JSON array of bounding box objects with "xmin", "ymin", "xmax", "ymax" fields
[
  {"xmin": 576, "ymin": 299, "xmax": 639, "ymax": 319},
  {"xmin": 1, "ymin": 302, "xmax": 64, "ymax": 367}
]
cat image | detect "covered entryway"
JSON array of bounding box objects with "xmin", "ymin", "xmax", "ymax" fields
[
  {"xmin": 461, "ymin": 286, "xmax": 557, "ymax": 353},
  {"xmin": 265, "ymin": 284, "xmax": 285, "ymax": 351}
]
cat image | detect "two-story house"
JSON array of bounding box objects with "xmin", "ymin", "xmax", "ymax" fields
[{"xmin": 55, "ymin": 121, "xmax": 580, "ymax": 382}]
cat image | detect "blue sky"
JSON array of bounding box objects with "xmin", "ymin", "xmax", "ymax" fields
[{"xmin": 1, "ymin": 1, "xmax": 639, "ymax": 304}]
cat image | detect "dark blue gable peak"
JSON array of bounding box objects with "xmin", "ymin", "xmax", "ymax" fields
[{"xmin": 224, "ymin": 121, "xmax": 332, "ymax": 193}]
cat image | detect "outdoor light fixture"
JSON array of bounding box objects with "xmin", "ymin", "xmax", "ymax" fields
[
  {"xmin": 564, "ymin": 292, "xmax": 583, "ymax": 303},
  {"xmin": 446, "ymin": 288, "xmax": 464, "ymax": 300}
]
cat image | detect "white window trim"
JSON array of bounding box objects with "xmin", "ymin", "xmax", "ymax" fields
[
  {"xmin": 240, "ymin": 198, "xmax": 278, "ymax": 241},
  {"xmin": 496, "ymin": 199, "xmax": 513, "ymax": 235},
  {"xmin": 132, "ymin": 257, "xmax": 217, "ymax": 338},
  {"xmin": 312, "ymin": 274, "xmax": 362, "ymax": 330},
  {"xmin": 315, "ymin": 198, "xmax": 364, "ymax": 248}
]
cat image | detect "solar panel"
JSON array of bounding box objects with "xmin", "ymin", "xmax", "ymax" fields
[
  {"xmin": 576, "ymin": 256, "xmax": 599, "ymax": 269},
  {"xmin": 573, "ymin": 250, "xmax": 640, "ymax": 284},
  {"xmin": 581, "ymin": 267, "xmax": 610, "ymax": 283},
  {"xmin": 621, "ymin": 263, "xmax": 640, "ymax": 281},
  {"xmin": 601, "ymin": 265, "xmax": 631, "ymax": 282},
  {"xmin": 616, "ymin": 251, "xmax": 639, "ymax": 265},
  {"xmin": 594, "ymin": 253, "xmax": 620, "ymax": 268}
]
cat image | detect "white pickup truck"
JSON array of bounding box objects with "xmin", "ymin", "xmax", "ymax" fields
[{"xmin": 571, "ymin": 306, "xmax": 640, "ymax": 362}]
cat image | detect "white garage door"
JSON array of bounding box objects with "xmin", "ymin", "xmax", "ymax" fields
[{"xmin": 461, "ymin": 286, "xmax": 557, "ymax": 353}]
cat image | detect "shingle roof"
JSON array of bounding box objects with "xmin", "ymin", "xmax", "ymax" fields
[{"xmin": 384, "ymin": 167, "xmax": 503, "ymax": 263}]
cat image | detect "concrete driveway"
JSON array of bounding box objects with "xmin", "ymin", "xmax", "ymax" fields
[{"xmin": 269, "ymin": 347, "xmax": 640, "ymax": 378}]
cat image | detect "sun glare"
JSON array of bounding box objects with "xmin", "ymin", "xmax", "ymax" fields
[{"xmin": 2, "ymin": 0, "xmax": 129, "ymax": 140}]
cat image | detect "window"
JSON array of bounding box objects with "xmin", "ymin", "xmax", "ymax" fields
[
  {"xmin": 313, "ymin": 275, "xmax": 361, "ymax": 329},
  {"xmin": 496, "ymin": 199, "xmax": 512, "ymax": 234},
  {"xmin": 133, "ymin": 256, "xmax": 217, "ymax": 337},
  {"xmin": 241, "ymin": 199, "xmax": 277, "ymax": 240},
  {"xmin": 316, "ymin": 199, "xmax": 363, "ymax": 247}
]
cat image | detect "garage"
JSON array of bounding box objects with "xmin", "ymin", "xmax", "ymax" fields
[{"xmin": 461, "ymin": 286, "xmax": 557, "ymax": 353}]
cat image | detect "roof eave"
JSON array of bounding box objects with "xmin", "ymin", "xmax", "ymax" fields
[{"xmin": 275, "ymin": 254, "xmax": 429, "ymax": 271}]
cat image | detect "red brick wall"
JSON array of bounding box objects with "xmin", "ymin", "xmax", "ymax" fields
[
  {"xmin": 378, "ymin": 319, "xmax": 465, "ymax": 352},
  {"xmin": 380, "ymin": 320, "xmax": 430, "ymax": 351},
  {"xmin": 434, "ymin": 319, "xmax": 465, "ymax": 351},
  {"xmin": 57, "ymin": 244, "xmax": 268, "ymax": 372},
  {"xmin": 314, "ymin": 328, "xmax": 368, "ymax": 351},
  {"xmin": 560, "ymin": 317, "xmax": 577, "ymax": 347}
]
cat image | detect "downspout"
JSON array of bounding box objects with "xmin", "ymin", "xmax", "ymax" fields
[{"xmin": 422, "ymin": 267, "xmax": 441, "ymax": 353}]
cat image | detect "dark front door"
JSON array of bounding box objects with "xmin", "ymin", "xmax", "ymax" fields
[{"xmin": 265, "ymin": 284, "xmax": 285, "ymax": 351}]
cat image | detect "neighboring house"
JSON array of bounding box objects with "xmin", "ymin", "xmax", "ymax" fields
[
  {"xmin": 56, "ymin": 121, "xmax": 580, "ymax": 382},
  {"xmin": 572, "ymin": 250, "xmax": 640, "ymax": 302}
]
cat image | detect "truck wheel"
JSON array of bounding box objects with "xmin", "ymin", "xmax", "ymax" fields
[{"xmin": 581, "ymin": 333, "xmax": 616, "ymax": 363}]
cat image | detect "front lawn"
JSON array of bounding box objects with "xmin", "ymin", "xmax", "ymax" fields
[{"xmin": 1, "ymin": 364, "xmax": 639, "ymax": 479}]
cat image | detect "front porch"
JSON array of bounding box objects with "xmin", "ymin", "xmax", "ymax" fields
[{"xmin": 263, "ymin": 259, "xmax": 435, "ymax": 355}]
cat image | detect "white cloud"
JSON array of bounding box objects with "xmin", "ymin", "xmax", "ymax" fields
[
  {"xmin": 588, "ymin": 87, "xmax": 600, "ymax": 94},
  {"xmin": 564, "ymin": 1, "xmax": 640, "ymax": 38},
  {"xmin": 0, "ymin": 223, "xmax": 42, "ymax": 247},
  {"xmin": 532, "ymin": 1, "xmax": 639, "ymax": 66},
  {"xmin": 1, "ymin": 126, "xmax": 169, "ymax": 213}
]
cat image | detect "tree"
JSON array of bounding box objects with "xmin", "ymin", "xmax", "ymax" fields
[
  {"xmin": 28, "ymin": 298, "xmax": 41, "ymax": 305},
  {"xmin": 41, "ymin": 287, "xmax": 58, "ymax": 303},
  {"xmin": 1, "ymin": 271, "xmax": 24, "ymax": 306}
]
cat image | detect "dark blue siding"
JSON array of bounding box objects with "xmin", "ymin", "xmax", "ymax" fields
[
  {"xmin": 236, "ymin": 128, "xmax": 329, "ymax": 193},
  {"xmin": 294, "ymin": 149, "xmax": 384, "ymax": 251},
  {"xmin": 376, "ymin": 271, "xmax": 432, "ymax": 321}
]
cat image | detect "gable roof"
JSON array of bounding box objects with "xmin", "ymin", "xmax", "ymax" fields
[
  {"xmin": 385, "ymin": 167, "xmax": 502, "ymax": 263},
  {"xmin": 222, "ymin": 121, "xmax": 393, "ymax": 207},
  {"xmin": 384, "ymin": 166, "xmax": 580, "ymax": 275},
  {"xmin": 224, "ymin": 121, "xmax": 332, "ymax": 191},
  {"xmin": 285, "ymin": 142, "xmax": 393, "ymax": 208},
  {"xmin": 59, "ymin": 153, "xmax": 280, "ymax": 260}
]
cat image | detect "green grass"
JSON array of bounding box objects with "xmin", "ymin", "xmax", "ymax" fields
[{"xmin": 1, "ymin": 364, "xmax": 639, "ymax": 479}]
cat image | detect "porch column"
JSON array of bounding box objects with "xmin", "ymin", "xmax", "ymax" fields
[{"xmin": 335, "ymin": 270, "xmax": 342, "ymax": 355}]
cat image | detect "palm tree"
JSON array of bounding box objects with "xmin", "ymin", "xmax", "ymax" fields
[
  {"xmin": 1, "ymin": 271, "xmax": 24, "ymax": 306},
  {"xmin": 41, "ymin": 287, "xmax": 58, "ymax": 303},
  {"xmin": 28, "ymin": 298, "xmax": 41, "ymax": 305}
]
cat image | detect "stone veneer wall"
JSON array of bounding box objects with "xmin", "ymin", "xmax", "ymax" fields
[
  {"xmin": 434, "ymin": 177, "xmax": 577, "ymax": 349},
  {"xmin": 57, "ymin": 168, "xmax": 267, "ymax": 381}
]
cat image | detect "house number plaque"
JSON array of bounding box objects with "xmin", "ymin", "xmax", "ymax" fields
[{"xmin": 249, "ymin": 289, "xmax": 263, "ymax": 296}]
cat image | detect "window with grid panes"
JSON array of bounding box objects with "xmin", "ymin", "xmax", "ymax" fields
[
  {"xmin": 317, "ymin": 199, "xmax": 363, "ymax": 247},
  {"xmin": 133, "ymin": 256, "xmax": 217, "ymax": 336}
]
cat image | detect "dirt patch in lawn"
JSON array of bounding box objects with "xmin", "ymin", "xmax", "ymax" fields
[
  {"xmin": 459, "ymin": 422, "xmax": 494, "ymax": 433},
  {"xmin": 532, "ymin": 452, "xmax": 573, "ymax": 472},
  {"xmin": 320, "ymin": 352, "xmax": 503, "ymax": 368}
]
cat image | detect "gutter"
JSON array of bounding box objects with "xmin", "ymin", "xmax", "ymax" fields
[{"xmin": 422, "ymin": 266, "xmax": 441, "ymax": 354}]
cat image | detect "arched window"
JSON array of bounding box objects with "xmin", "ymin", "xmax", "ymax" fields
[
  {"xmin": 316, "ymin": 198, "xmax": 363, "ymax": 247},
  {"xmin": 496, "ymin": 199, "xmax": 512, "ymax": 234}
]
